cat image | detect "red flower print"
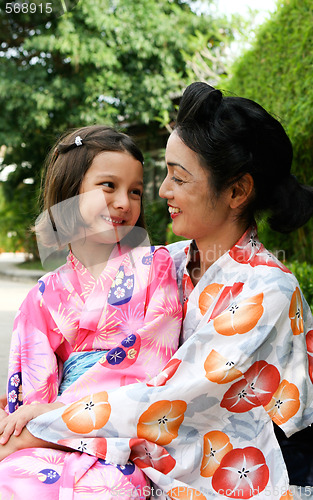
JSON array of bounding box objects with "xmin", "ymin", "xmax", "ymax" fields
[
  {"xmin": 229, "ymin": 231, "xmax": 291, "ymax": 273},
  {"xmin": 289, "ymin": 288, "xmax": 304, "ymax": 335},
  {"xmin": 264, "ymin": 379, "xmax": 300, "ymax": 425},
  {"xmin": 167, "ymin": 486, "xmax": 207, "ymax": 500},
  {"xmin": 306, "ymin": 329, "xmax": 313, "ymax": 382},
  {"xmin": 210, "ymin": 283, "xmax": 244, "ymax": 320},
  {"xmin": 204, "ymin": 350, "xmax": 242, "ymax": 384},
  {"xmin": 199, "ymin": 283, "xmax": 223, "ymax": 316},
  {"xmin": 229, "ymin": 231, "xmax": 260, "ymax": 265},
  {"xmin": 147, "ymin": 358, "xmax": 182, "ymax": 387},
  {"xmin": 212, "ymin": 447, "xmax": 269, "ymax": 498},
  {"xmin": 137, "ymin": 400, "xmax": 187, "ymax": 446},
  {"xmin": 200, "ymin": 430, "xmax": 233, "ymax": 477},
  {"xmin": 251, "ymin": 245, "xmax": 292, "ymax": 273},
  {"xmin": 62, "ymin": 391, "xmax": 111, "ymax": 433},
  {"xmin": 182, "ymin": 274, "xmax": 194, "ymax": 318},
  {"xmin": 182, "ymin": 274, "xmax": 194, "ymax": 299},
  {"xmin": 129, "ymin": 438, "xmax": 176, "ymax": 473},
  {"xmin": 213, "ymin": 294, "xmax": 264, "ymax": 336},
  {"xmin": 58, "ymin": 437, "xmax": 107, "ymax": 458},
  {"xmin": 221, "ymin": 361, "xmax": 280, "ymax": 413}
]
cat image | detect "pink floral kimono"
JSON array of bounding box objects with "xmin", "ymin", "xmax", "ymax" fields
[
  {"xmin": 24, "ymin": 227, "xmax": 313, "ymax": 500},
  {"xmin": 0, "ymin": 244, "xmax": 182, "ymax": 498}
]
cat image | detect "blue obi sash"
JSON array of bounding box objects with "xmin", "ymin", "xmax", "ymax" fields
[{"xmin": 58, "ymin": 350, "xmax": 107, "ymax": 395}]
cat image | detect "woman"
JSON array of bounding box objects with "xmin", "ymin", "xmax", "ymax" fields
[{"xmin": 1, "ymin": 82, "xmax": 313, "ymax": 500}]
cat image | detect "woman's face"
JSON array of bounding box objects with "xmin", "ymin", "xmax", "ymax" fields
[{"xmin": 159, "ymin": 131, "xmax": 232, "ymax": 245}]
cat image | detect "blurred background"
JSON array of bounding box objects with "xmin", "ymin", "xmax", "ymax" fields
[{"xmin": 0, "ymin": 0, "xmax": 312, "ymax": 296}]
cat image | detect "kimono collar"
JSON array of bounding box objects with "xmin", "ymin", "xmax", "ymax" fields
[{"xmin": 184, "ymin": 225, "xmax": 261, "ymax": 271}]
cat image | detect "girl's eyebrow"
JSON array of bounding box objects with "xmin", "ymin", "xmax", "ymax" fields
[
  {"xmin": 95, "ymin": 174, "xmax": 143, "ymax": 186},
  {"xmin": 167, "ymin": 162, "xmax": 192, "ymax": 176}
]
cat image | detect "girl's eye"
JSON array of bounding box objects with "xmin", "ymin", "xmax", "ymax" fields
[
  {"xmin": 171, "ymin": 176, "xmax": 184, "ymax": 185},
  {"xmin": 131, "ymin": 189, "xmax": 142, "ymax": 197},
  {"xmin": 102, "ymin": 182, "xmax": 114, "ymax": 189}
]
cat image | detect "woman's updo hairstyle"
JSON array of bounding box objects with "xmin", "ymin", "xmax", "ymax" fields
[{"xmin": 175, "ymin": 82, "xmax": 313, "ymax": 233}]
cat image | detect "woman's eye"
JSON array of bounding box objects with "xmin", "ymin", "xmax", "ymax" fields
[{"xmin": 171, "ymin": 176, "xmax": 184, "ymax": 184}]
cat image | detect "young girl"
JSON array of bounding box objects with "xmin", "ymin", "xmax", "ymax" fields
[{"xmin": 0, "ymin": 125, "xmax": 182, "ymax": 498}]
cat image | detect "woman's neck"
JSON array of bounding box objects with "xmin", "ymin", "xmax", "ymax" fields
[
  {"xmin": 191, "ymin": 222, "xmax": 248, "ymax": 285},
  {"xmin": 70, "ymin": 239, "xmax": 116, "ymax": 279}
]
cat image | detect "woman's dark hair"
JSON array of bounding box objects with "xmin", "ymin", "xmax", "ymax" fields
[
  {"xmin": 36, "ymin": 125, "xmax": 145, "ymax": 246},
  {"xmin": 175, "ymin": 82, "xmax": 313, "ymax": 233}
]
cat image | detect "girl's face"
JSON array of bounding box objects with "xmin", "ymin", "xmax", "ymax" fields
[
  {"xmin": 159, "ymin": 131, "xmax": 232, "ymax": 246},
  {"xmin": 78, "ymin": 150, "xmax": 143, "ymax": 244}
]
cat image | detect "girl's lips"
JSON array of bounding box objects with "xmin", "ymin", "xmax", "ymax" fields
[{"xmin": 101, "ymin": 215, "xmax": 125, "ymax": 225}]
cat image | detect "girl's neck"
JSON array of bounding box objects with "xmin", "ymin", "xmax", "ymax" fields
[{"xmin": 70, "ymin": 239, "xmax": 116, "ymax": 279}]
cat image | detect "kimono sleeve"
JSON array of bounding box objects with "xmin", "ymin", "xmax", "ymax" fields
[
  {"xmin": 7, "ymin": 285, "xmax": 62, "ymax": 413},
  {"xmin": 27, "ymin": 275, "xmax": 313, "ymax": 468}
]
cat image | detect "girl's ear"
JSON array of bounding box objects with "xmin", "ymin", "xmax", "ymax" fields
[{"xmin": 229, "ymin": 173, "xmax": 254, "ymax": 210}]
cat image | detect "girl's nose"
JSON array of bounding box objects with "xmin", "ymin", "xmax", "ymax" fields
[
  {"xmin": 113, "ymin": 191, "xmax": 131, "ymax": 212},
  {"xmin": 159, "ymin": 175, "xmax": 172, "ymax": 199}
]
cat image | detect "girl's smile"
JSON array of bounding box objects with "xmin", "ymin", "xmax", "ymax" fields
[{"xmin": 78, "ymin": 150, "xmax": 143, "ymax": 244}]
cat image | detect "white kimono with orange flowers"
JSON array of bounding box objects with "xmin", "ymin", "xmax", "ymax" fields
[{"xmin": 27, "ymin": 227, "xmax": 313, "ymax": 500}]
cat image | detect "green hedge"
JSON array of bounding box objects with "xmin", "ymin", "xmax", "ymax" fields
[
  {"xmin": 225, "ymin": 0, "xmax": 313, "ymax": 263},
  {"xmin": 287, "ymin": 261, "xmax": 313, "ymax": 313}
]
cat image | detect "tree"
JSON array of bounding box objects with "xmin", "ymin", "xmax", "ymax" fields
[
  {"xmin": 226, "ymin": 0, "xmax": 313, "ymax": 262},
  {"xmin": 0, "ymin": 0, "xmax": 233, "ymax": 254}
]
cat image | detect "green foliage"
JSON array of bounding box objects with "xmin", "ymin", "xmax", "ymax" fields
[
  {"xmin": 165, "ymin": 222, "xmax": 187, "ymax": 245},
  {"xmin": 226, "ymin": 0, "xmax": 313, "ymax": 262},
  {"xmin": 286, "ymin": 260, "xmax": 313, "ymax": 313},
  {"xmin": 144, "ymin": 199, "xmax": 169, "ymax": 246},
  {"xmin": 0, "ymin": 0, "xmax": 233, "ymax": 254}
]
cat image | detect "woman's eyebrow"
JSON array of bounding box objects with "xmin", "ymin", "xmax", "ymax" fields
[{"xmin": 167, "ymin": 162, "xmax": 192, "ymax": 176}]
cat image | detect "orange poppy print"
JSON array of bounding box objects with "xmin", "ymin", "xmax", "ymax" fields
[
  {"xmin": 200, "ymin": 430, "xmax": 233, "ymax": 477},
  {"xmin": 167, "ymin": 486, "xmax": 207, "ymax": 500},
  {"xmin": 204, "ymin": 350, "xmax": 242, "ymax": 384},
  {"xmin": 264, "ymin": 380, "xmax": 300, "ymax": 425},
  {"xmin": 137, "ymin": 400, "xmax": 187, "ymax": 446},
  {"xmin": 280, "ymin": 491, "xmax": 294, "ymax": 500},
  {"xmin": 289, "ymin": 288, "xmax": 304, "ymax": 335},
  {"xmin": 62, "ymin": 391, "xmax": 111, "ymax": 433},
  {"xmin": 199, "ymin": 283, "xmax": 223, "ymax": 316},
  {"xmin": 213, "ymin": 293, "xmax": 264, "ymax": 336}
]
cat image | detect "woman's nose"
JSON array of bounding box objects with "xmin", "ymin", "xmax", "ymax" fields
[{"xmin": 159, "ymin": 175, "xmax": 172, "ymax": 199}]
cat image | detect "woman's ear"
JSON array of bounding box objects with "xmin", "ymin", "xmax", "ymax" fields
[{"xmin": 229, "ymin": 173, "xmax": 254, "ymax": 209}]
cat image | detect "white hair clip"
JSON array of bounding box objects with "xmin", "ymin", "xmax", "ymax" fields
[{"xmin": 75, "ymin": 136, "xmax": 83, "ymax": 147}]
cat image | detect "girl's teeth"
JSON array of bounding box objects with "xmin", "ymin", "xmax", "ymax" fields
[
  {"xmin": 168, "ymin": 207, "xmax": 181, "ymax": 214},
  {"xmin": 102, "ymin": 216, "xmax": 123, "ymax": 224}
]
